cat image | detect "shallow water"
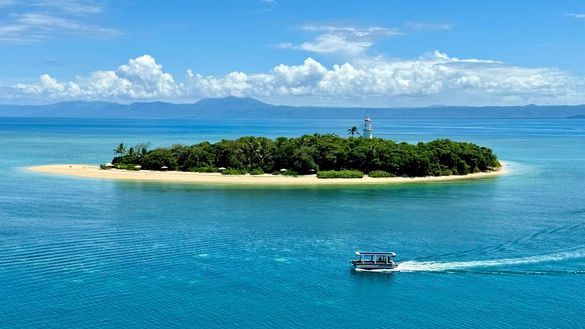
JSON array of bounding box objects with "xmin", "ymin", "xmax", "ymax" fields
[{"xmin": 1, "ymin": 117, "xmax": 584, "ymax": 328}]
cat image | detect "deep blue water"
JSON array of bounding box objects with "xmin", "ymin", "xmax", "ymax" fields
[{"xmin": 1, "ymin": 117, "xmax": 584, "ymax": 328}]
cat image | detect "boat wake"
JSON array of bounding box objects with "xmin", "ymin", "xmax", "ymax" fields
[
  {"xmin": 424, "ymin": 222, "xmax": 585, "ymax": 261},
  {"xmin": 357, "ymin": 247, "xmax": 585, "ymax": 274}
]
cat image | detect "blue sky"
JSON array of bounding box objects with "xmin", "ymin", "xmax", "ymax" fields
[{"xmin": 1, "ymin": 0, "xmax": 585, "ymax": 106}]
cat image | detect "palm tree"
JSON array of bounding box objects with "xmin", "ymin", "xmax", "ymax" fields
[
  {"xmin": 135, "ymin": 143, "xmax": 150, "ymax": 158},
  {"xmin": 347, "ymin": 126, "xmax": 360, "ymax": 137},
  {"xmin": 238, "ymin": 137, "xmax": 270, "ymax": 170},
  {"xmin": 113, "ymin": 143, "xmax": 127, "ymax": 156}
]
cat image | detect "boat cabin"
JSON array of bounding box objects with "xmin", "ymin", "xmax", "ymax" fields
[
  {"xmin": 354, "ymin": 251, "xmax": 396, "ymax": 264},
  {"xmin": 351, "ymin": 251, "xmax": 397, "ymax": 270}
]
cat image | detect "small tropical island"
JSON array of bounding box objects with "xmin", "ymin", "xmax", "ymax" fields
[
  {"xmin": 30, "ymin": 123, "xmax": 503, "ymax": 185},
  {"xmin": 107, "ymin": 134, "xmax": 500, "ymax": 177}
]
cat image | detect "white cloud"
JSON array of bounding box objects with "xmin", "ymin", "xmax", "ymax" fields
[
  {"xmin": 5, "ymin": 52, "xmax": 585, "ymax": 106},
  {"xmin": 185, "ymin": 51, "xmax": 585, "ymax": 105},
  {"xmin": 0, "ymin": 0, "xmax": 17, "ymax": 7},
  {"xmin": 115, "ymin": 55, "xmax": 178, "ymax": 98},
  {"xmin": 280, "ymin": 34, "xmax": 375, "ymax": 56},
  {"xmin": 0, "ymin": 0, "xmax": 118, "ymax": 43},
  {"xmin": 406, "ymin": 22, "xmax": 452, "ymax": 30},
  {"xmin": 299, "ymin": 25, "xmax": 401, "ymax": 37},
  {"xmin": 565, "ymin": 13, "xmax": 585, "ymax": 19},
  {"xmin": 32, "ymin": 0, "xmax": 104, "ymax": 15},
  {"xmin": 279, "ymin": 25, "xmax": 401, "ymax": 57},
  {"xmin": 14, "ymin": 55, "xmax": 179, "ymax": 100}
]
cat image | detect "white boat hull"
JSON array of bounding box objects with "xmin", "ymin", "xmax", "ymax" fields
[{"xmin": 352, "ymin": 262, "xmax": 397, "ymax": 271}]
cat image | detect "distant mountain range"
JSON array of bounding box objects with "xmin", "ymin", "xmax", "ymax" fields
[{"xmin": 1, "ymin": 97, "xmax": 585, "ymax": 119}]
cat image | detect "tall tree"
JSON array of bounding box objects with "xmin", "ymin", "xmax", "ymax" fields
[
  {"xmin": 113, "ymin": 143, "xmax": 127, "ymax": 156},
  {"xmin": 347, "ymin": 126, "xmax": 360, "ymax": 137},
  {"xmin": 134, "ymin": 143, "xmax": 151, "ymax": 160}
]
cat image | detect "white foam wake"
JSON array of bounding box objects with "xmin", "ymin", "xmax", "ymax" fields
[{"xmin": 389, "ymin": 248, "xmax": 585, "ymax": 273}]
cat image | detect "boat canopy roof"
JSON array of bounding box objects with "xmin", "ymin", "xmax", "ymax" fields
[{"xmin": 355, "ymin": 251, "xmax": 396, "ymax": 257}]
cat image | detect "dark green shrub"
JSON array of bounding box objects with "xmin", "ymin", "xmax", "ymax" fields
[
  {"xmin": 317, "ymin": 170, "xmax": 364, "ymax": 179},
  {"xmin": 250, "ymin": 169, "xmax": 265, "ymax": 175},
  {"xmin": 221, "ymin": 169, "xmax": 247, "ymax": 175},
  {"xmin": 281, "ymin": 170, "xmax": 299, "ymax": 177},
  {"xmin": 116, "ymin": 163, "xmax": 140, "ymax": 171},
  {"xmin": 190, "ymin": 166, "xmax": 218, "ymax": 173},
  {"xmin": 272, "ymin": 171, "xmax": 281, "ymax": 175},
  {"xmin": 368, "ymin": 170, "xmax": 393, "ymax": 178},
  {"xmin": 142, "ymin": 148, "xmax": 177, "ymax": 171}
]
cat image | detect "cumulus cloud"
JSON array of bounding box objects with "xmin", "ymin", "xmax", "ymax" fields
[
  {"xmin": 5, "ymin": 52, "xmax": 585, "ymax": 106},
  {"xmin": 14, "ymin": 55, "xmax": 179, "ymax": 100},
  {"xmin": 278, "ymin": 25, "xmax": 401, "ymax": 57}
]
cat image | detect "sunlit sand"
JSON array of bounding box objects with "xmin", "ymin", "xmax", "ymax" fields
[{"xmin": 28, "ymin": 163, "xmax": 507, "ymax": 186}]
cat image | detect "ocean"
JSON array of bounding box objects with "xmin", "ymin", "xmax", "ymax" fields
[{"xmin": 1, "ymin": 117, "xmax": 584, "ymax": 328}]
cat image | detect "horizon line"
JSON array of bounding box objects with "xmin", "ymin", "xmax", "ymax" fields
[{"xmin": 1, "ymin": 97, "xmax": 585, "ymax": 110}]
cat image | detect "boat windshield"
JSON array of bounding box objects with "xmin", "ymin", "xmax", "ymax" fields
[{"xmin": 355, "ymin": 252, "xmax": 395, "ymax": 263}]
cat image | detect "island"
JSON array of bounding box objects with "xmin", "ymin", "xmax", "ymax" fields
[{"xmin": 29, "ymin": 134, "xmax": 504, "ymax": 186}]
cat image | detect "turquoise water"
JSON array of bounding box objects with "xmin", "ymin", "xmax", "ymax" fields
[{"xmin": 1, "ymin": 117, "xmax": 584, "ymax": 328}]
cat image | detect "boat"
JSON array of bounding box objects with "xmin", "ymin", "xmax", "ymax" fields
[{"xmin": 351, "ymin": 251, "xmax": 398, "ymax": 270}]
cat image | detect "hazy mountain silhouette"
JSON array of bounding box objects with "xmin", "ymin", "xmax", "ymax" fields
[{"xmin": 1, "ymin": 97, "xmax": 584, "ymax": 119}]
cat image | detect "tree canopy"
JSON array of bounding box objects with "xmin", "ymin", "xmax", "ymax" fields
[{"xmin": 111, "ymin": 134, "xmax": 500, "ymax": 177}]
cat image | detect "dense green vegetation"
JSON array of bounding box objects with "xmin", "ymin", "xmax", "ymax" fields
[
  {"xmin": 109, "ymin": 134, "xmax": 500, "ymax": 177},
  {"xmin": 368, "ymin": 170, "xmax": 394, "ymax": 178},
  {"xmin": 221, "ymin": 169, "xmax": 247, "ymax": 175},
  {"xmin": 317, "ymin": 170, "xmax": 364, "ymax": 179}
]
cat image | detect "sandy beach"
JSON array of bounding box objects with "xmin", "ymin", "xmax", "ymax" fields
[{"xmin": 28, "ymin": 163, "xmax": 506, "ymax": 186}]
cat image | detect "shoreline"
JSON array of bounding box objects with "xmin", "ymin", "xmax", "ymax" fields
[{"xmin": 27, "ymin": 163, "xmax": 507, "ymax": 186}]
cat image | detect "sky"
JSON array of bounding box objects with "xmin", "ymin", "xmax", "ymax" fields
[{"xmin": 1, "ymin": 0, "xmax": 585, "ymax": 107}]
